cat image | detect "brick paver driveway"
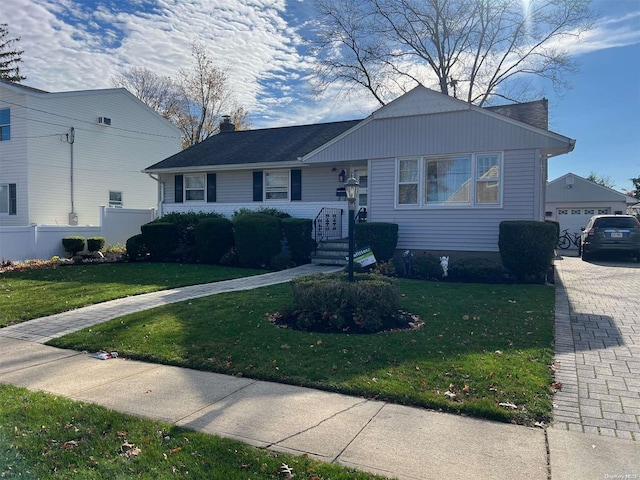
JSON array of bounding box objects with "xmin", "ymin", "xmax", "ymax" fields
[{"xmin": 553, "ymin": 253, "xmax": 640, "ymax": 440}]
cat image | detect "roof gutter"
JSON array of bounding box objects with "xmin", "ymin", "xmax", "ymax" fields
[{"xmin": 144, "ymin": 160, "xmax": 307, "ymax": 175}]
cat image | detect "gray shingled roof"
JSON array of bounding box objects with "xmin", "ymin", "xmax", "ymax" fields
[
  {"xmin": 145, "ymin": 120, "xmax": 362, "ymax": 171},
  {"xmin": 145, "ymin": 99, "xmax": 549, "ymax": 171},
  {"xmin": 485, "ymin": 99, "xmax": 548, "ymax": 130}
]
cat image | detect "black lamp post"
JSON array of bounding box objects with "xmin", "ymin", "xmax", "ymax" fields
[{"xmin": 344, "ymin": 176, "xmax": 359, "ymax": 282}]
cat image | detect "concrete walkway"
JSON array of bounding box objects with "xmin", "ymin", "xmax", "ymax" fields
[{"xmin": 1, "ymin": 262, "xmax": 639, "ymax": 479}]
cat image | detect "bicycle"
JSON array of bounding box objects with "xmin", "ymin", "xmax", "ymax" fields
[{"xmin": 557, "ymin": 229, "xmax": 581, "ymax": 250}]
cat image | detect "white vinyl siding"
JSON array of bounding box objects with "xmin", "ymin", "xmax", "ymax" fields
[
  {"xmin": 396, "ymin": 153, "xmax": 502, "ymax": 208},
  {"xmin": 0, "ymin": 84, "xmax": 181, "ymax": 226}
]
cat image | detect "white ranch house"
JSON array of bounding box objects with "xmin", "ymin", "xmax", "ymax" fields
[{"xmin": 144, "ymin": 86, "xmax": 576, "ymax": 257}]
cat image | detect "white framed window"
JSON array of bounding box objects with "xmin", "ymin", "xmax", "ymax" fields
[
  {"xmin": 476, "ymin": 154, "xmax": 500, "ymax": 204},
  {"xmin": 425, "ymin": 155, "xmax": 471, "ymax": 204},
  {"xmin": 0, "ymin": 109, "xmax": 10, "ymax": 141},
  {"xmin": 571, "ymin": 209, "xmax": 581, "ymax": 215},
  {"xmin": 109, "ymin": 191, "xmax": 123, "ymax": 208},
  {"xmin": 597, "ymin": 208, "xmax": 610, "ymax": 215},
  {"xmin": 0, "ymin": 183, "xmax": 9, "ymax": 213},
  {"xmin": 397, "ymin": 158, "xmax": 419, "ymax": 205},
  {"xmin": 584, "ymin": 209, "xmax": 595, "ymax": 215},
  {"xmin": 558, "ymin": 209, "xmax": 568, "ymax": 215},
  {"xmin": 185, "ymin": 174, "xmax": 205, "ymax": 201},
  {"xmin": 396, "ymin": 152, "xmax": 502, "ymax": 208},
  {"xmin": 265, "ymin": 170, "xmax": 289, "ymax": 201}
]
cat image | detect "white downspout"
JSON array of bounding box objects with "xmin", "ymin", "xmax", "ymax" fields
[{"xmin": 146, "ymin": 173, "xmax": 163, "ymax": 218}]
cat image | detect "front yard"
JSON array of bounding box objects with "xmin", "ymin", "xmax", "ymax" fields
[
  {"xmin": 0, "ymin": 263, "xmax": 262, "ymax": 327},
  {"xmin": 44, "ymin": 273, "xmax": 556, "ymax": 425}
]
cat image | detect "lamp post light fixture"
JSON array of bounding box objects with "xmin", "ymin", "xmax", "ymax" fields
[{"xmin": 344, "ymin": 176, "xmax": 359, "ymax": 282}]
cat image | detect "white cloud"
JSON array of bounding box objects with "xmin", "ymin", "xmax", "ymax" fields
[{"xmin": 3, "ymin": 0, "xmax": 639, "ymax": 127}]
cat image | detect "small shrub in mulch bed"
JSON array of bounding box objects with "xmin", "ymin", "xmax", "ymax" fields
[{"xmin": 269, "ymin": 273, "xmax": 423, "ymax": 334}]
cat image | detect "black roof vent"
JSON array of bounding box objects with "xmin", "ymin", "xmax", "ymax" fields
[{"xmin": 219, "ymin": 115, "xmax": 235, "ymax": 132}]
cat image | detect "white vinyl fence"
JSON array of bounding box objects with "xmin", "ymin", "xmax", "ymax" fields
[{"xmin": 0, "ymin": 207, "xmax": 156, "ymax": 262}]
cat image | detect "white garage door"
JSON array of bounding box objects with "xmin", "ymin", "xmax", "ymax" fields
[{"xmin": 557, "ymin": 207, "xmax": 611, "ymax": 247}]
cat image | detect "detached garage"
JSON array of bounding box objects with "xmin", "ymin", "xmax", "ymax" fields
[{"xmin": 546, "ymin": 173, "xmax": 628, "ymax": 248}]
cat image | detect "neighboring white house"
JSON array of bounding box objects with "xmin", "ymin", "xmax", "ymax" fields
[
  {"xmin": 0, "ymin": 80, "xmax": 182, "ymax": 260},
  {"xmin": 546, "ymin": 173, "xmax": 629, "ymax": 244},
  {"xmin": 145, "ymin": 86, "xmax": 575, "ymax": 257}
]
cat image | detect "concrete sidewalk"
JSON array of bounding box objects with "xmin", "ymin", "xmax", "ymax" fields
[{"xmin": 1, "ymin": 263, "xmax": 638, "ymax": 479}]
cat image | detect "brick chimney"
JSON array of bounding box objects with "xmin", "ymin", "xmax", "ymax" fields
[{"xmin": 219, "ymin": 115, "xmax": 235, "ymax": 132}]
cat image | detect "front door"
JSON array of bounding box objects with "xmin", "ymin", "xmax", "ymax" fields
[{"xmin": 353, "ymin": 167, "xmax": 368, "ymax": 220}]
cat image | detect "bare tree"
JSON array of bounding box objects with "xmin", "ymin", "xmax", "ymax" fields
[
  {"xmin": 112, "ymin": 42, "xmax": 251, "ymax": 149},
  {"xmin": 0, "ymin": 23, "xmax": 26, "ymax": 82},
  {"xmin": 112, "ymin": 67, "xmax": 180, "ymax": 120},
  {"xmin": 311, "ymin": 0, "xmax": 594, "ymax": 106}
]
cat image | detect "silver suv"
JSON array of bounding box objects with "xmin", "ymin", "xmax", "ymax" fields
[{"xmin": 579, "ymin": 214, "xmax": 640, "ymax": 262}]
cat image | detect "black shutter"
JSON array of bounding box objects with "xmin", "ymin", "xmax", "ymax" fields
[
  {"xmin": 174, "ymin": 175, "xmax": 183, "ymax": 203},
  {"xmin": 291, "ymin": 169, "xmax": 301, "ymax": 201},
  {"xmin": 9, "ymin": 183, "xmax": 16, "ymax": 215},
  {"xmin": 206, "ymin": 173, "xmax": 216, "ymax": 202},
  {"xmin": 253, "ymin": 171, "xmax": 263, "ymax": 202}
]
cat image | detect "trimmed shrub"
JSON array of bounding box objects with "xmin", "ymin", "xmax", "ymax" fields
[
  {"xmin": 411, "ymin": 254, "xmax": 442, "ymax": 280},
  {"xmin": 151, "ymin": 212, "xmax": 224, "ymax": 262},
  {"xmin": 234, "ymin": 213, "xmax": 282, "ymax": 267},
  {"xmin": 448, "ymin": 257, "xmax": 506, "ymax": 284},
  {"xmin": 126, "ymin": 234, "xmax": 147, "ymax": 261},
  {"xmin": 218, "ymin": 247, "xmax": 239, "ymax": 266},
  {"xmin": 546, "ymin": 219, "xmax": 560, "ymax": 241},
  {"xmin": 195, "ymin": 217, "xmax": 234, "ymax": 264},
  {"xmin": 355, "ymin": 222, "xmax": 399, "ymax": 262},
  {"xmin": 499, "ymin": 220, "xmax": 557, "ymax": 282},
  {"xmin": 87, "ymin": 236, "xmax": 105, "ymax": 253},
  {"xmin": 282, "ymin": 217, "xmax": 314, "ymax": 265},
  {"xmin": 283, "ymin": 273, "xmax": 403, "ymax": 333},
  {"xmin": 140, "ymin": 222, "xmax": 179, "ymax": 261},
  {"xmin": 232, "ymin": 207, "xmax": 291, "ymax": 223},
  {"xmin": 62, "ymin": 236, "xmax": 85, "ymax": 256}
]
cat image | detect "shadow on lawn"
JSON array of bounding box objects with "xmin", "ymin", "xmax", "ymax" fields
[{"xmin": 50, "ymin": 280, "xmax": 556, "ymax": 424}]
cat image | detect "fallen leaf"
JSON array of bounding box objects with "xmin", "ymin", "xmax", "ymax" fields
[
  {"xmin": 499, "ymin": 402, "xmax": 518, "ymax": 409},
  {"xmin": 551, "ymin": 381, "xmax": 563, "ymax": 390},
  {"xmin": 316, "ymin": 339, "xmax": 323, "ymax": 345},
  {"xmin": 61, "ymin": 440, "xmax": 78, "ymax": 450},
  {"xmin": 280, "ymin": 344, "xmax": 290, "ymax": 349},
  {"xmin": 444, "ymin": 391, "xmax": 457, "ymax": 401}
]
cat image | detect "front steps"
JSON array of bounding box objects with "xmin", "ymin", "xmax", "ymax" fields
[{"xmin": 311, "ymin": 238, "xmax": 349, "ymax": 266}]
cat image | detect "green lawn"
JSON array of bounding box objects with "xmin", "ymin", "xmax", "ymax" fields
[
  {"xmin": 0, "ymin": 384, "xmax": 384, "ymax": 479},
  {"xmin": 49, "ymin": 278, "xmax": 556, "ymax": 425},
  {"xmin": 0, "ymin": 263, "xmax": 262, "ymax": 327}
]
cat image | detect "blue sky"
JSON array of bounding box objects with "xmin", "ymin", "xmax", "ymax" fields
[{"xmin": 3, "ymin": 0, "xmax": 639, "ymax": 192}]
